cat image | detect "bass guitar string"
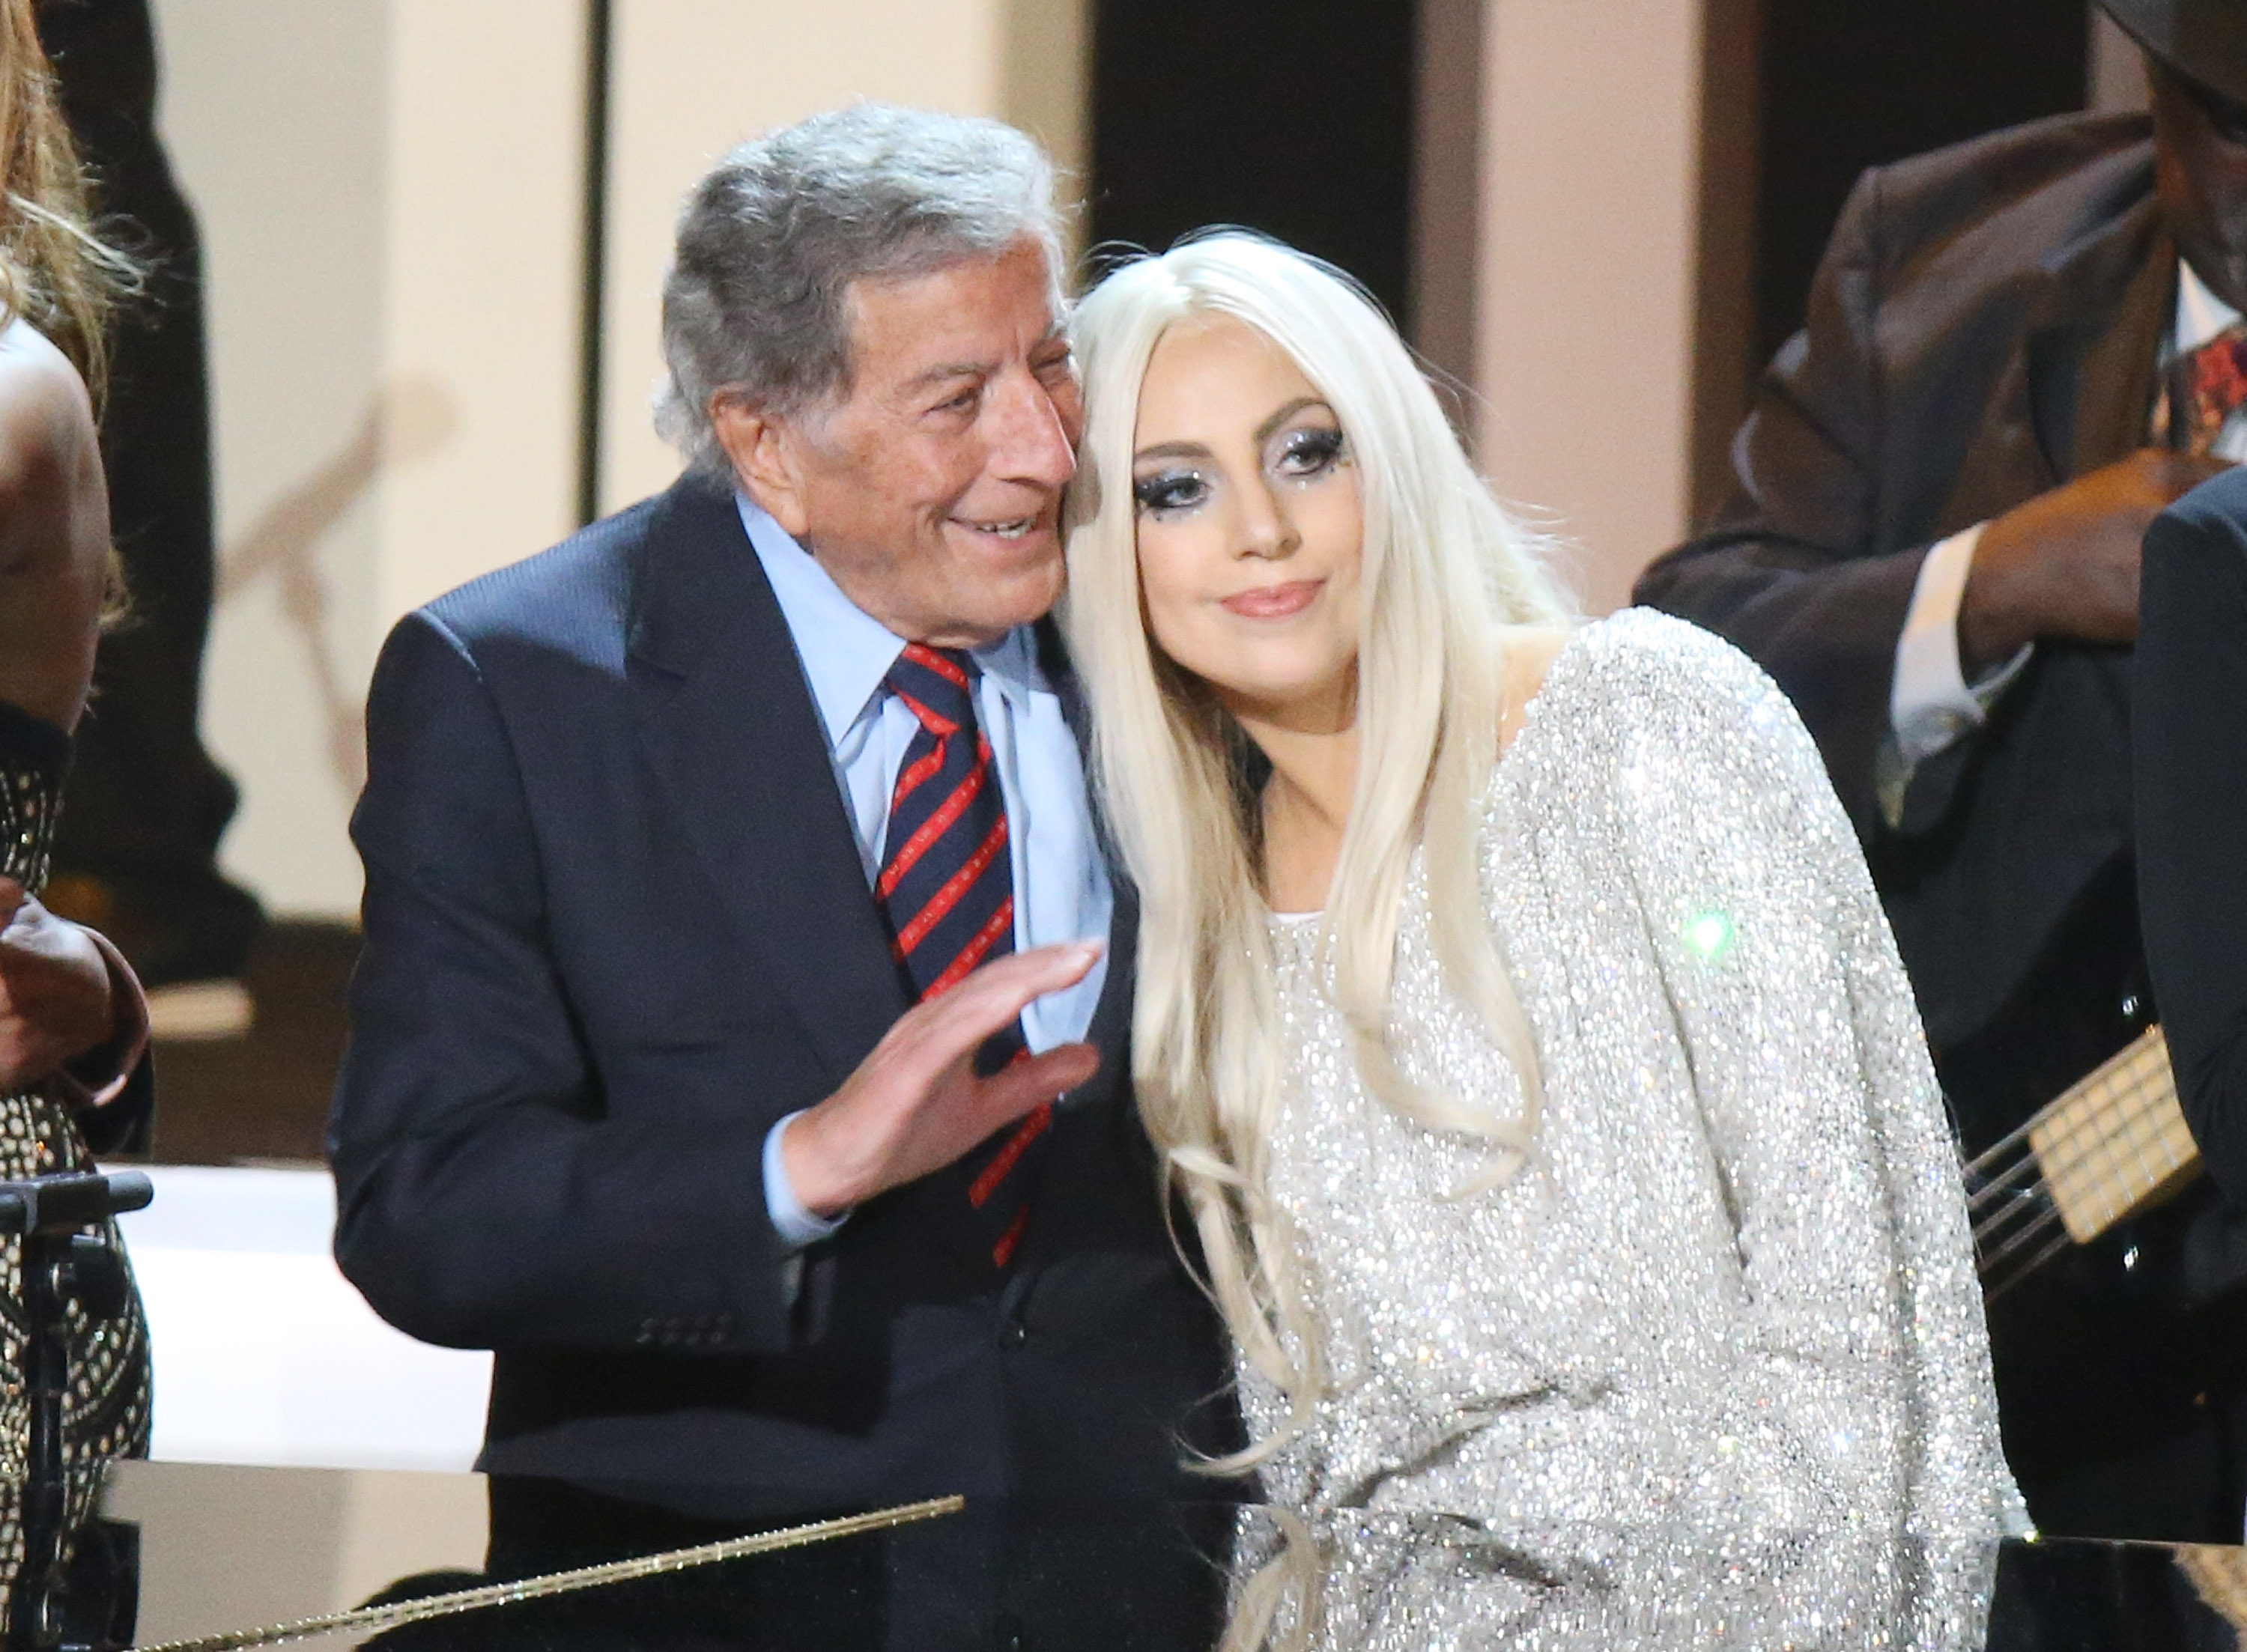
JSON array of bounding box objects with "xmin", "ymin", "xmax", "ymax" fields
[
  {"xmin": 1962, "ymin": 1036, "xmax": 2199, "ymax": 1298},
  {"xmin": 1961, "ymin": 1028, "xmax": 2169, "ymax": 1191},
  {"xmin": 1963, "ymin": 1033, "xmax": 2176, "ymax": 1227}
]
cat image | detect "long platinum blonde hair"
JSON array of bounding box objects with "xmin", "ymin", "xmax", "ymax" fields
[{"xmin": 1059, "ymin": 233, "xmax": 1573, "ymax": 1469}]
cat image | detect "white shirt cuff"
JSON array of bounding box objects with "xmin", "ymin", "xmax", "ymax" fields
[
  {"xmin": 763, "ymin": 1111, "xmax": 848, "ymax": 1251},
  {"xmin": 1890, "ymin": 523, "xmax": 2033, "ymax": 767}
]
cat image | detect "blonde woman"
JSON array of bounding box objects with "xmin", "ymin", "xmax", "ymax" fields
[{"xmin": 1060, "ymin": 233, "xmax": 2017, "ymax": 1558}]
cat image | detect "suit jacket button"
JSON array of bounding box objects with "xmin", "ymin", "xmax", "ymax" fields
[
  {"xmin": 1000, "ymin": 1322, "xmax": 1028, "ymax": 1349},
  {"xmin": 993, "ymin": 1612, "xmax": 1025, "ymax": 1650}
]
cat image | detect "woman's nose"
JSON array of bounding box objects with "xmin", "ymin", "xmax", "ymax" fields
[{"xmin": 1236, "ymin": 480, "xmax": 1299, "ymax": 560}]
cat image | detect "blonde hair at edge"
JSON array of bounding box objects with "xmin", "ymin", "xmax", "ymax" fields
[
  {"xmin": 1060, "ymin": 233, "xmax": 1574, "ymax": 1472},
  {"xmin": 0, "ymin": 0, "xmax": 137, "ymax": 407}
]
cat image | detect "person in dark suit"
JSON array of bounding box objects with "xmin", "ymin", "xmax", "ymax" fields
[
  {"xmin": 327, "ymin": 105, "xmax": 1238, "ymax": 1502},
  {"xmin": 2138, "ymin": 466, "xmax": 2247, "ymax": 1224},
  {"xmin": 1635, "ymin": 0, "xmax": 2247, "ymax": 1539}
]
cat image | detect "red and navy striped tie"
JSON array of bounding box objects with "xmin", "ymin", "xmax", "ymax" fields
[{"xmin": 877, "ymin": 643, "xmax": 1051, "ymax": 1267}]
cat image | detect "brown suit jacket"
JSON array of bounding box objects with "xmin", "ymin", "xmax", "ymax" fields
[{"xmin": 1637, "ymin": 112, "xmax": 2168, "ymax": 1057}]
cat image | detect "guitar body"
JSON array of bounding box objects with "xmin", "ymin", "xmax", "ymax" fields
[{"xmin": 1937, "ymin": 854, "xmax": 2247, "ymax": 1540}]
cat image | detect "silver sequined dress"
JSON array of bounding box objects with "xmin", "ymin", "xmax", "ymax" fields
[{"xmin": 1240, "ymin": 613, "xmax": 2016, "ymax": 1639}]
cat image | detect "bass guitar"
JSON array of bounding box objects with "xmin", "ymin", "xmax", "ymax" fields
[{"xmin": 1965, "ymin": 1025, "xmax": 2200, "ymax": 1300}]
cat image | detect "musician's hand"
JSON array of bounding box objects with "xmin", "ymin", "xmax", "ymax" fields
[
  {"xmin": 0, "ymin": 877, "xmax": 113, "ymax": 1090},
  {"xmin": 1960, "ymin": 449, "xmax": 2234, "ymax": 673},
  {"xmin": 780, "ymin": 942, "xmax": 1103, "ymax": 1218}
]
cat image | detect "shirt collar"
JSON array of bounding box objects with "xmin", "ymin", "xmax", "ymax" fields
[
  {"xmin": 2177, "ymin": 261, "xmax": 2243, "ymax": 356},
  {"xmin": 734, "ymin": 494, "xmax": 1044, "ymax": 746}
]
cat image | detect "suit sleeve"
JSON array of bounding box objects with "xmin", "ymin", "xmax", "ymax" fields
[
  {"xmin": 2136, "ymin": 478, "xmax": 2247, "ymax": 1208},
  {"xmin": 329, "ymin": 610, "xmax": 794, "ymax": 1354},
  {"xmin": 1632, "ymin": 164, "xmax": 1938, "ymax": 840}
]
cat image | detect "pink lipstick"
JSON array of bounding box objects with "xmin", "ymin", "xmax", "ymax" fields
[{"xmin": 1221, "ymin": 579, "xmax": 1323, "ymax": 619}]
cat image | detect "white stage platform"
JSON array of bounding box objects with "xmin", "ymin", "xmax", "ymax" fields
[{"xmin": 112, "ymin": 1164, "xmax": 491, "ymax": 1472}]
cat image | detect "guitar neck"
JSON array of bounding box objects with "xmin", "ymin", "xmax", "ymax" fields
[{"xmin": 2022, "ymin": 1026, "xmax": 2200, "ymax": 1246}]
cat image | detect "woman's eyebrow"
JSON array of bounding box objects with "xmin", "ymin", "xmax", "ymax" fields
[
  {"xmin": 1133, "ymin": 399, "xmax": 1334, "ymax": 466},
  {"xmin": 1132, "ymin": 439, "xmax": 1211, "ymax": 464},
  {"xmin": 1255, "ymin": 397, "xmax": 1332, "ymax": 443}
]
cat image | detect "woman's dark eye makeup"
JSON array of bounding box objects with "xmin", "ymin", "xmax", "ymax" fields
[
  {"xmin": 1129, "ymin": 417, "xmax": 1345, "ymax": 515},
  {"xmin": 1275, "ymin": 424, "xmax": 1346, "ymax": 478},
  {"xmin": 1132, "ymin": 468, "xmax": 1210, "ymax": 514}
]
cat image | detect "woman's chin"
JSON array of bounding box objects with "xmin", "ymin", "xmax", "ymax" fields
[{"xmin": 1191, "ymin": 663, "xmax": 1356, "ymax": 730}]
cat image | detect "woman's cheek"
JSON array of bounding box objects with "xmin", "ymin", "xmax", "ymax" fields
[{"xmin": 1135, "ymin": 530, "xmax": 1198, "ymax": 666}]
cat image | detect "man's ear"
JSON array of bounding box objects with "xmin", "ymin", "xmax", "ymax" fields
[{"xmin": 711, "ymin": 395, "xmax": 813, "ymax": 538}]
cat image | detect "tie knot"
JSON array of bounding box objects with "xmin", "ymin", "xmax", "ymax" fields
[{"xmin": 887, "ymin": 643, "xmax": 980, "ymax": 735}]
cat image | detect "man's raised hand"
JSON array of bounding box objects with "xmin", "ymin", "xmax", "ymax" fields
[{"xmin": 780, "ymin": 941, "xmax": 1103, "ymax": 1218}]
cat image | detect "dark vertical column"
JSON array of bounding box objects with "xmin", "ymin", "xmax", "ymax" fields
[
  {"xmin": 577, "ymin": 0, "xmax": 614, "ymax": 529},
  {"xmin": 1088, "ymin": 1, "xmax": 1416, "ymax": 325},
  {"xmin": 1753, "ymin": 0, "xmax": 2091, "ymax": 371},
  {"xmin": 1692, "ymin": 0, "xmax": 1763, "ymax": 525}
]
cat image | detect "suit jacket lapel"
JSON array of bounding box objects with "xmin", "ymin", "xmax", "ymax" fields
[
  {"xmin": 1944, "ymin": 189, "xmax": 2165, "ymax": 535},
  {"xmin": 628, "ymin": 478, "xmax": 909, "ymax": 1087},
  {"xmin": 2023, "ymin": 193, "xmax": 2171, "ymax": 482}
]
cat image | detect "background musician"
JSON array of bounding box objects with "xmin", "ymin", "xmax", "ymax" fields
[{"xmin": 1637, "ymin": 0, "xmax": 2247, "ymax": 1539}]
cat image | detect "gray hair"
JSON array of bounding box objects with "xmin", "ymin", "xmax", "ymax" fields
[{"xmin": 655, "ymin": 103, "xmax": 1063, "ymax": 476}]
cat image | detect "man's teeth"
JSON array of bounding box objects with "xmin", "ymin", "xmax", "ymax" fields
[{"xmin": 965, "ymin": 517, "xmax": 1037, "ymax": 539}]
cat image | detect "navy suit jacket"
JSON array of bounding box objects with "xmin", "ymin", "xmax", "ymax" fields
[{"xmin": 329, "ymin": 473, "xmax": 1238, "ymax": 1498}]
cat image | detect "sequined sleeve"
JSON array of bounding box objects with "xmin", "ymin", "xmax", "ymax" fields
[
  {"xmin": 0, "ymin": 702, "xmax": 67, "ymax": 893},
  {"xmin": 1597, "ymin": 613, "xmax": 2013, "ymax": 1538}
]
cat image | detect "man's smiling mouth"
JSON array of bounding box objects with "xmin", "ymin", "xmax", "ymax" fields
[{"xmin": 956, "ymin": 515, "xmax": 1040, "ymax": 540}]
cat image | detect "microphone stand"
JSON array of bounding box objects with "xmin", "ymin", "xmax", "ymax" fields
[{"xmin": 0, "ymin": 1171, "xmax": 151, "ymax": 1652}]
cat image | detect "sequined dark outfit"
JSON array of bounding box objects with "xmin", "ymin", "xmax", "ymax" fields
[
  {"xmin": 0, "ymin": 706, "xmax": 150, "ymax": 1493},
  {"xmin": 1240, "ymin": 615, "xmax": 2018, "ymax": 1644}
]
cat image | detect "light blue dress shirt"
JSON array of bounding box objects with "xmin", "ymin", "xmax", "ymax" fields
[{"xmin": 737, "ymin": 495, "xmax": 1113, "ymax": 1246}]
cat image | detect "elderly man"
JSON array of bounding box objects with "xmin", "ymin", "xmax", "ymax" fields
[
  {"xmin": 328, "ymin": 106, "xmax": 1237, "ymax": 1499},
  {"xmin": 1637, "ymin": 0, "xmax": 2247, "ymax": 1539}
]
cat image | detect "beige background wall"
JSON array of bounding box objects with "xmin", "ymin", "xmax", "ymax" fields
[
  {"xmin": 130, "ymin": 2, "xmax": 2132, "ymax": 917},
  {"xmin": 1473, "ymin": 0, "xmax": 1708, "ymax": 616},
  {"xmin": 155, "ymin": 0, "xmax": 585, "ymax": 917},
  {"xmin": 152, "ymin": 0, "xmax": 392, "ymax": 919},
  {"xmin": 595, "ymin": 0, "xmax": 1087, "ymax": 514},
  {"xmin": 157, "ymin": 1, "xmax": 1081, "ymax": 919}
]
